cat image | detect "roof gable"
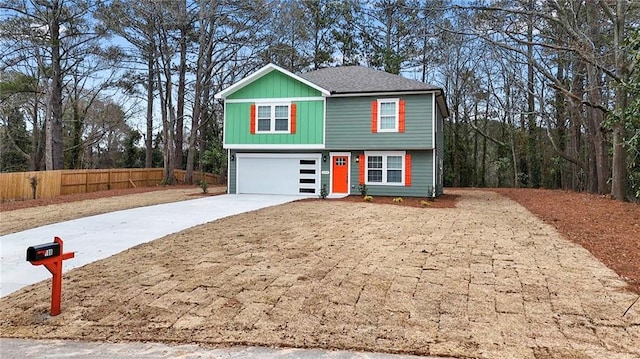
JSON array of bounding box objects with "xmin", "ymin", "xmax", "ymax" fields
[{"xmin": 215, "ymin": 63, "xmax": 330, "ymax": 99}]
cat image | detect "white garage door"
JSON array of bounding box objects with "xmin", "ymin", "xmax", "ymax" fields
[{"xmin": 236, "ymin": 153, "xmax": 321, "ymax": 195}]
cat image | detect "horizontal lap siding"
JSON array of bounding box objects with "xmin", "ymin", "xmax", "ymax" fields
[
  {"xmin": 229, "ymin": 153, "xmax": 237, "ymax": 193},
  {"xmin": 436, "ymin": 105, "xmax": 445, "ymax": 195},
  {"xmin": 326, "ymin": 94, "xmax": 433, "ymax": 150},
  {"xmin": 224, "ymin": 100, "xmax": 324, "ymax": 145},
  {"xmin": 348, "ymin": 150, "xmax": 433, "ymax": 197}
]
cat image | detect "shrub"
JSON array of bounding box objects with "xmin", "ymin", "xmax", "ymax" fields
[
  {"xmin": 364, "ymin": 195, "xmax": 373, "ymax": 202},
  {"xmin": 28, "ymin": 175, "xmax": 38, "ymax": 199},
  {"xmin": 198, "ymin": 180, "xmax": 209, "ymax": 193},
  {"xmin": 319, "ymin": 184, "xmax": 328, "ymax": 199},
  {"xmin": 393, "ymin": 197, "xmax": 403, "ymax": 203},
  {"xmin": 358, "ymin": 183, "xmax": 368, "ymax": 197}
]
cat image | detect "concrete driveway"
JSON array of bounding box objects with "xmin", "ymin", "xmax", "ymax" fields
[{"xmin": 0, "ymin": 194, "xmax": 304, "ymax": 297}]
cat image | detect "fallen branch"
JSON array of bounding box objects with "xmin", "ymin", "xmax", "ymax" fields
[{"xmin": 623, "ymin": 295, "xmax": 639, "ymax": 317}]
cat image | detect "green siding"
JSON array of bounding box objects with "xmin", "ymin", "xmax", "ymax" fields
[
  {"xmin": 228, "ymin": 150, "xmax": 237, "ymax": 193},
  {"xmin": 325, "ymin": 94, "xmax": 434, "ymax": 150},
  {"xmin": 228, "ymin": 70, "xmax": 321, "ymax": 99},
  {"xmin": 346, "ymin": 150, "xmax": 434, "ymax": 197},
  {"xmin": 224, "ymin": 100, "xmax": 324, "ymax": 145},
  {"xmin": 229, "ymin": 149, "xmax": 433, "ymax": 197},
  {"xmin": 435, "ymin": 103, "xmax": 444, "ymax": 195}
]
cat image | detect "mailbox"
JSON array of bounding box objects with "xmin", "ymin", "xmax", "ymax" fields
[
  {"xmin": 25, "ymin": 237, "xmax": 74, "ymax": 316},
  {"xmin": 26, "ymin": 242, "xmax": 61, "ymax": 262}
]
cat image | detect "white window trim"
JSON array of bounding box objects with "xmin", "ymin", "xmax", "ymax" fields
[
  {"xmin": 377, "ymin": 98, "xmax": 399, "ymax": 133},
  {"xmin": 255, "ymin": 102, "xmax": 291, "ymax": 134},
  {"xmin": 364, "ymin": 151, "xmax": 405, "ymax": 186}
]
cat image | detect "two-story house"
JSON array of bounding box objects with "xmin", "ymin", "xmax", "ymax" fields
[{"xmin": 215, "ymin": 63, "xmax": 449, "ymax": 197}]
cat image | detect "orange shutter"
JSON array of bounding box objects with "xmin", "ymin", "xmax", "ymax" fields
[
  {"xmin": 359, "ymin": 154, "xmax": 365, "ymax": 184},
  {"xmin": 250, "ymin": 104, "xmax": 256, "ymax": 134},
  {"xmin": 290, "ymin": 103, "xmax": 296, "ymax": 134},
  {"xmin": 399, "ymin": 99, "xmax": 406, "ymax": 133},
  {"xmin": 371, "ymin": 101, "xmax": 378, "ymax": 133},
  {"xmin": 405, "ymin": 154, "xmax": 412, "ymax": 186}
]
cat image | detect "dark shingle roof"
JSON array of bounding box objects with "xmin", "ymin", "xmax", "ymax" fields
[{"xmin": 298, "ymin": 66, "xmax": 440, "ymax": 94}]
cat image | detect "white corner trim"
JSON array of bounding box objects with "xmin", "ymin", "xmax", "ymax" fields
[{"xmin": 432, "ymin": 94, "xmax": 436, "ymax": 192}]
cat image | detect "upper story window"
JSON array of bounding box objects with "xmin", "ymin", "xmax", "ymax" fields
[
  {"xmin": 372, "ymin": 98, "xmax": 404, "ymax": 133},
  {"xmin": 378, "ymin": 99, "xmax": 399, "ymax": 131},
  {"xmin": 256, "ymin": 103, "xmax": 290, "ymax": 133}
]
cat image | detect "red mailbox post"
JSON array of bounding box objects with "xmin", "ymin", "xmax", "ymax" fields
[{"xmin": 26, "ymin": 237, "xmax": 75, "ymax": 316}]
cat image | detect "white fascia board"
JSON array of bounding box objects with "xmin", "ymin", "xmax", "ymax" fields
[
  {"xmin": 329, "ymin": 90, "xmax": 439, "ymax": 98},
  {"xmin": 214, "ymin": 63, "xmax": 330, "ymax": 99},
  {"xmin": 225, "ymin": 96, "xmax": 325, "ymax": 103},
  {"xmin": 223, "ymin": 144, "xmax": 326, "ymax": 150}
]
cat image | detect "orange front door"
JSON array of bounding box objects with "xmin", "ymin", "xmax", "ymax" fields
[{"xmin": 332, "ymin": 156, "xmax": 349, "ymax": 193}]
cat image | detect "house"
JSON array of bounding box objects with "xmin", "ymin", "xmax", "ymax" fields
[{"xmin": 214, "ymin": 63, "xmax": 449, "ymax": 197}]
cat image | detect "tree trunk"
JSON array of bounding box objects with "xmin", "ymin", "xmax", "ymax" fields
[
  {"xmin": 47, "ymin": 0, "xmax": 64, "ymax": 170},
  {"xmin": 526, "ymin": 3, "xmax": 540, "ymax": 188},
  {"xmin": 175, "ymin": 0, "xmax": 188, "ymax": 170},
  {"xmin": 609, "ymin": 0, "xmax": 628, "ymax": 200},
  {"xmin": 145, "ymin": 53, "xmax": 154, "ymax": 168}
]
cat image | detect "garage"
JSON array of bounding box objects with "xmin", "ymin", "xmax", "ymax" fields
[{"xmin": 236, "ymin": 153, "xmax": 321, "ymax": 195}]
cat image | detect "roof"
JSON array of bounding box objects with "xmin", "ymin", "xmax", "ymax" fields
[
  {"xmin": 299, "ymin": 66, "xmax": 449, "ymax": 118},
  {"xmin": 298, "ymin": 66, "xmax": 440, "ymax": 94},
  {"xmin": 215, "ymin": 63, "xmax": 449, "ymax": 118},
  {"xmin": 214, "ymin": 63, "xmax": 330, "ymax": 99}
]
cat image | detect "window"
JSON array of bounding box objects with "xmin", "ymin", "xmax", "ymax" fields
[
  {"xmin": 365, "ymin": 151, "xmax": 405, "ymax": 185},
  {"xmin": 377, "ymin": 99, "xmax": 399, "ymax": 132},
  {"xmin": 255, "ymin": 103, "xmax": 290, "ymax": 133}
]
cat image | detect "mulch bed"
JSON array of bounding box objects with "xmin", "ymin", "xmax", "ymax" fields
[
  {"xmin": 494, "ymin": 188, "xmax": 640, "ymax": 294},
  {"xmin": 333, "ymin": 194, "xmax": 459, "ymax": 208}
]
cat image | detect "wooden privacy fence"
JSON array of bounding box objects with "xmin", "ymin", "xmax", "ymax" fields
[{"xmin": 0, "ymin": 168, "xmax": 220, "ymax": 202}]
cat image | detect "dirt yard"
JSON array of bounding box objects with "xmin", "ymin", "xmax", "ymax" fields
[
  {"xmin": 0, "ymin": 185, "xmax": 226, "ymax": 236},
  {"xmin": 1, "ymin": 188, "xmax": 638, "ymax": 358}
]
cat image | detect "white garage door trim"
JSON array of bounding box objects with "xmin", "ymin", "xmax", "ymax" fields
[{"xmin": 236, "ymin": 153, "xmax": 321, "ymax": 195}]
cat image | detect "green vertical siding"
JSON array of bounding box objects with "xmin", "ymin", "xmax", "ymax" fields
[
  {"xmin": 345, "ymin": 150, "xmax": 433, "ymax": 197},
  {"xmin": 224, "ymin": 100, "xmax": 324, "ymax": 145},
  {"xmin": 325, "ymin": 94, "xmax": 434, "ymax": 150},
  {"xmin": 228, "ymin": 70, "xmax": 321, "ymax": 99}
]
